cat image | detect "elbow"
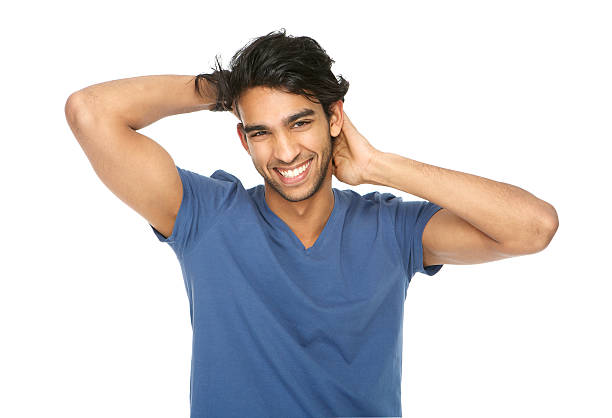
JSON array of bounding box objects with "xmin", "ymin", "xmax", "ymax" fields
[
  {"xmin": 65, "ymin": 92, "xmax": 98, "ymax": 129},
  {"xmin": 501, "ymin": 205, "xmax": 559, "ymax": 255},
  {"xmin": 532, "ymin": 206, "xmax": 560, "ymax": 252},
  {"xmin": 65, "ymin": 92, "xmax": 85, "ymax": 126}
]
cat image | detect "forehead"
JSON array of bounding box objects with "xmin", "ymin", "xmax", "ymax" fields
[{"xmin": 238, "ymin": 86, "xmax": 321, "ymax": 123}]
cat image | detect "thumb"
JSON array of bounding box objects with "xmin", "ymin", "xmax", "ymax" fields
[{"xmin": 342, "ymin": 112, "xmax": 358, "ymax": 134}]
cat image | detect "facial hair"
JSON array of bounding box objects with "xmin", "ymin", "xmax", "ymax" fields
[{"xmin": 257, "ymin": 132, "xmax": 334, "ymax": 203}]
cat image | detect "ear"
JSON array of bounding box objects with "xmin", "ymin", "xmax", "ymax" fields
[
  {"xmin": 328, "ymin": 100, "xmax": 344, "ymax": 137},
  {"xmin": 236, "ymin": 123, "xmax": 250, "ymax": 155}
]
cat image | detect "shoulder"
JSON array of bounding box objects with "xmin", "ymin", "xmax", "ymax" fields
[
  {"xmin": 210, "ymin": 169, "xmax": 243, "ymax": 184},
  {"xmin": 177, "ymin": 167, "xmax": 248, "ymax": 214},
  {"xmin": 335, "ymin": 188, "xmax": 404, "ymax": 224},
  {"xmin": 177, "ymin": 167, "xmax": 246, "ymax": 197},
  {"xmin": 338, "ymin": 188, "xmax": 403, "ymax": 214}
]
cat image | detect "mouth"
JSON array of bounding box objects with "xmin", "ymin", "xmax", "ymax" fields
[{"xmin": 273, "ymin": 158, "xmax": 313, "ymax": 185}]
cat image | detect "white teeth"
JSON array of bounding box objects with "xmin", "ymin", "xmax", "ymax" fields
[{"xmin": 278, "ymin": 159, "xmax": 311, "ymax": 178}]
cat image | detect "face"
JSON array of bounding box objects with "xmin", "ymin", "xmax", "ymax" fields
[{"xmin": 235, "ymin": 86, "xmax": 342, "ymax": 203}]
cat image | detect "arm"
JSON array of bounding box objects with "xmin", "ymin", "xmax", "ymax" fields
[
  {"xmin": 331, "ymin": 110, "xmax": 559, "ymax": 266},
  {"xmin": 64, "ymin": 74, "xmax": 219, "ymax": 239},
  {"xmin": 65, "ymin": 74, "xmax": 217, "ymax": 130},
  {"xmin": 367, "ymin": 152, "xmax": 559, "ymax": 263}
]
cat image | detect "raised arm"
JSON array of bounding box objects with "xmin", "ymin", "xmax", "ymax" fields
[{"xmin": 64, "ymin": 74, "xmax": 218, "ymax": 239}]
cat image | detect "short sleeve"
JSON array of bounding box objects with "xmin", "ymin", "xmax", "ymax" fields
[
  {"xmin": 149, "ymin": 165, "xmax": 239, "ymax": 257},
  {"xmin": 395, "ymin": 199, "xmax": 445, "ymax": 279}
]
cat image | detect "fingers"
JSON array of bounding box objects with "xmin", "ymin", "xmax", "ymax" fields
[{"xmin": 341, "ymin": 111, "xmax": 356, "ymax": 131}]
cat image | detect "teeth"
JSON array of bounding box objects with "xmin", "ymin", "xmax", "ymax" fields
[{"xmin": 278, "ymin": 159, "xmax": 311, "ymax": 178}]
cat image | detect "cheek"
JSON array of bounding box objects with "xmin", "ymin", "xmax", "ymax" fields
[
  {"xmin": 301, "ymin": 127, "xmax": 329, "ymax": 148},
  {"xmin": 249, "ymin": 147, "xmax": 270, "ymax": 167}
]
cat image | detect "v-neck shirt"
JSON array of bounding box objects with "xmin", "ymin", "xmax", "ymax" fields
[
  {"xmin": 150, "ymin": 166, "xmax": 444, "ymax": 418},
  {"xmin": 256, "ymin": 185, "xmax": 339, "ymax": 255}
]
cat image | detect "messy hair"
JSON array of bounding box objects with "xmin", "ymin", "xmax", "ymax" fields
[{"xmin": 194, "ymin": 28, "xmax": 349, "ymax": 122}]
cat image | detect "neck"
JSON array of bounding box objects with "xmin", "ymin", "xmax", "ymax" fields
[{"xmin": 264, "ymin": 176, "xmax": 335, "ymax": 243}]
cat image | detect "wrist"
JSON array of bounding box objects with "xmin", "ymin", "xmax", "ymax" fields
[
  {"xmin": 364, "ymin": 150, "xmax": 392, "ymax": 186},
  {"xmin": 194, "ymin": 71, "xmax": 231, "ymax": 112}
]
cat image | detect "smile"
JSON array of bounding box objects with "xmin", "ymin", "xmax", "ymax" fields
[{"xmin": 274, "ymin": 158, "xmax": 313, "ymax": 185}]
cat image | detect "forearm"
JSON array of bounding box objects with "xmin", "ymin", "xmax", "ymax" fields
[
  {"xmin": 67, "ymin": 75, "xmax": 216, "ymax": 130},
  {"xmin": 367, "ymin": 151, "xmax": 559, "ymax": 248}
]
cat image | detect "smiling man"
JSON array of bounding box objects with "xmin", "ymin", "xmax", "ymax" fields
[
  {"xmin": 236, "ymin": 86, "xmax": 341, "ymax": 250},
  {"xmin": 65, "ymin": 29, "xmax": 558, "ymax": 418}
]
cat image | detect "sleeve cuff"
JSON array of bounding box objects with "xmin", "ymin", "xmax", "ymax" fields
[{"xmin": 413, "ymin": 202, "xmax": 444, "ymax": 276}]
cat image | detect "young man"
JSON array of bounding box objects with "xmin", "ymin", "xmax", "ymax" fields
[{"xmin": 65, "ymin": 29, "xmax": 558, "ymax": 418}]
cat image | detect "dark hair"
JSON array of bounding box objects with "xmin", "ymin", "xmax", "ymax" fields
[{"xmin": 194, "ymin": 28, "xmax": 349, "ymax": 122}]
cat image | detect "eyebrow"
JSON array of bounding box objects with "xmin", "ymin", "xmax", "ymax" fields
[{"xmin": 243, "ymin": 108, "xmax": 316, "ymax": 134}]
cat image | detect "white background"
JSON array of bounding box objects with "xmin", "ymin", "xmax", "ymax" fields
[{"xmin": 1, "ymin": 0, "xmax": 610, "ymax": 417}]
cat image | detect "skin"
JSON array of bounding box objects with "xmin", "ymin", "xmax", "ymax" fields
[
  {"xmin": 232, "ymin": 86, "xmax": 557, "ymax": 263},
  {"xmin": 234, "ymin": 86, "xmax": 376, "ymax": 249}
]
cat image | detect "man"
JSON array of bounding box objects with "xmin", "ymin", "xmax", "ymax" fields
[{"xmin": 65, "ymin": 29, "xmax": 558, "ymax": 418}]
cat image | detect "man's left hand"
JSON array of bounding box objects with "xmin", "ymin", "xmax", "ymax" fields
[{"xmin": 332, "ymin": 111, "xmax": 381, "ymax": 186}]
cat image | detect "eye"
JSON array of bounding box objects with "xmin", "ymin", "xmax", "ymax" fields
[
  {"xmin": 293, "ymin": 120, "xmax": 311, "ymax": 128},
  {"xmin": 251, "ymin": 131, "xmax": 267, "ymax": 138}
]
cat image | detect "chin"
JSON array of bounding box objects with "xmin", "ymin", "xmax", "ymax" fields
[{"xmin": 264, "ymin": 160, "xmax": 329, "ymax": 203}]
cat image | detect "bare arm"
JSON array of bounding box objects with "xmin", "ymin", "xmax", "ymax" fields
[
  {"xmin": 64, "ymin": 74, "xmax": 219, "ymax": 239},
  {"xmin": 66, "ymin": 74, "xmax": 217, "ymax": 129}
]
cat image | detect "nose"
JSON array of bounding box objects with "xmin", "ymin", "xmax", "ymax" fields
[{"xmin": 273, "ymin": 131, "xmax": 301, "ymax": 166}]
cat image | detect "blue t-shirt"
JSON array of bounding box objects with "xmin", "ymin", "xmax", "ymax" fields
[{"xmin": 150, "ymin": 166, "xmax": 444, "ymax": 418}]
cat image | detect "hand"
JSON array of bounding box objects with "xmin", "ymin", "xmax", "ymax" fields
[{"xmin": 331, "ymin": 111, "xmax": 380, "ymax": 186}]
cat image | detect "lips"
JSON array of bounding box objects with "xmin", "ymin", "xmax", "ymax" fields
[
  {"xmin": 274, "ymin": 158, "xmax": 313, "ymax": 185},
  {"xmin": 276, "ymin": 158, "xmax": 312, "ymax": 172}
]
